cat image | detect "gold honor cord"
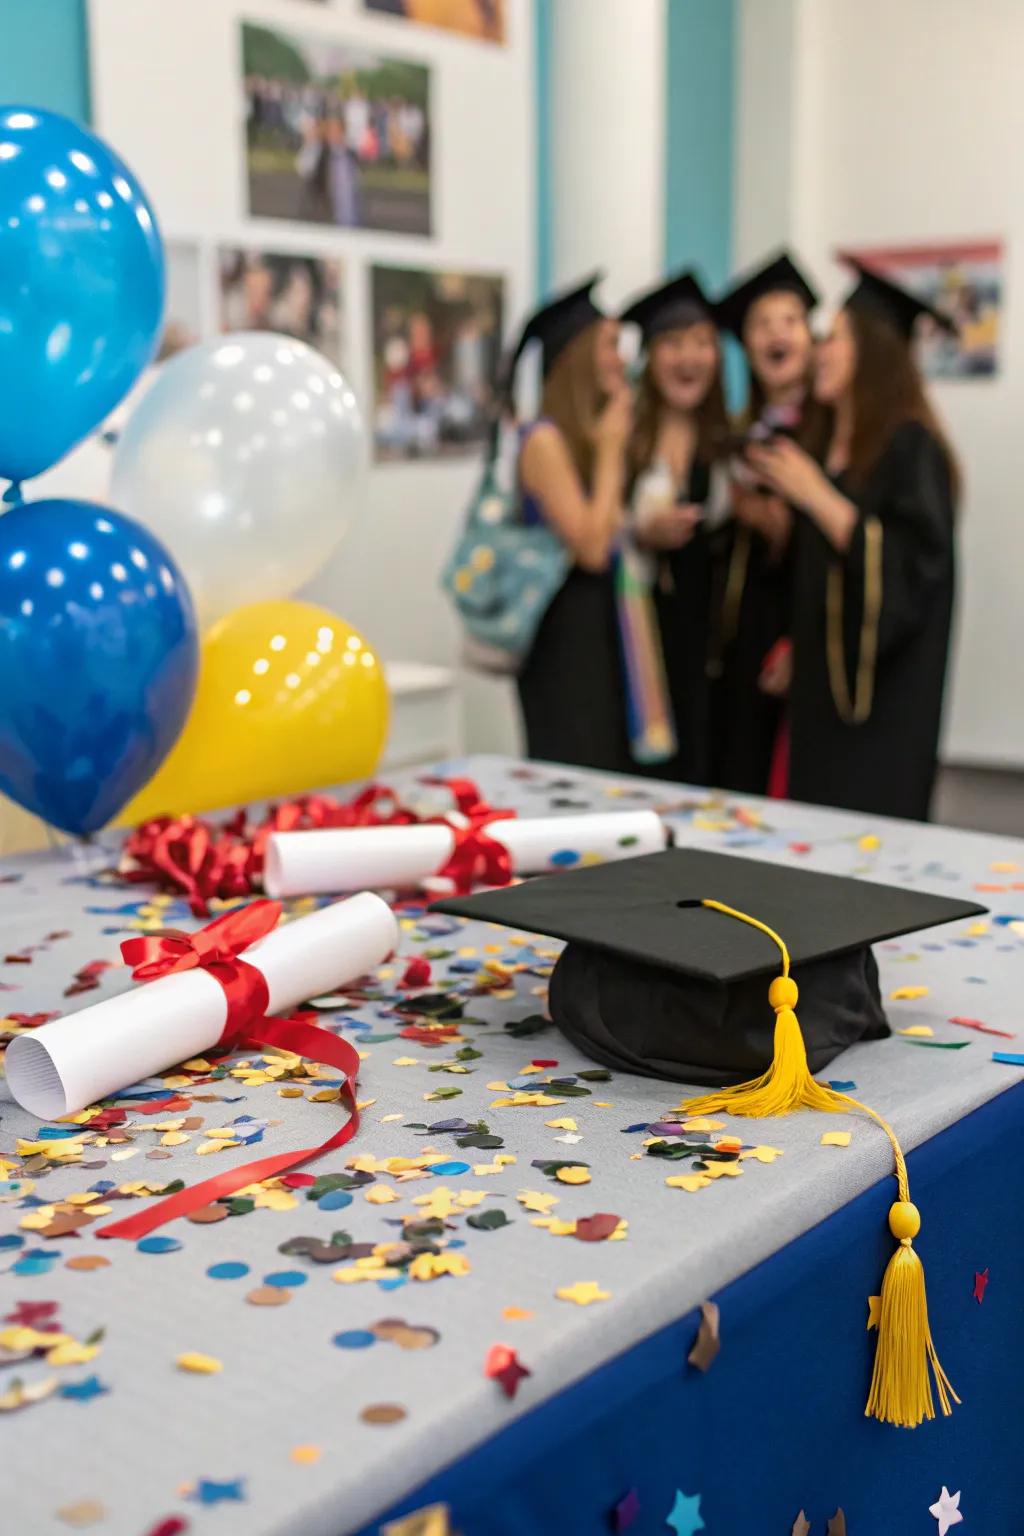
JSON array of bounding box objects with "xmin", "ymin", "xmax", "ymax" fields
[
  {"xmin": 682, "ymin": 897, "xmax": 957, "ymax": 1429},
  {"xmin": 826, "ymin": 515, "xmax": 883, "ymax": 725},
  {"xmin": 706, "ymin": 525, "xmax": 751, "ymax": 679}
]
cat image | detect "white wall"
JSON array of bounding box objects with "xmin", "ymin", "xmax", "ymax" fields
[
  {"xmin": 88, "ymin": 0, "xmax": 535, "ymax": 758},
  {"xmin": 549, "ymin": 0, "xmax": 665, "ymax": 307},
  {"xmin": 737, "ymin": 0, "xmax": 1024, "ymax": 766}
]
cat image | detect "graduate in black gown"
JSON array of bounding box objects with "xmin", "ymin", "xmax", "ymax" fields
[
  {"xmin": 745, "ymin": 259, "xmax": 959, "ymax": 821},
  {"xmin": 513, "ymin": 275, "xmax": 637, "ymax": 772},
  {"xmin": 619, "ymin": 271, "xmax": 729, "ymax": 785},
  {"xmin": 709, "ymin": 252, "xmax": 822, "ymax": 794}
]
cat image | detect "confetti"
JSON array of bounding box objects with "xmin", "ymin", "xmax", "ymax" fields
[
  {"xmin": 246, "ymin": 1286, "xmax": 290, "ymax": 1307},
  {"xmin": 820, "ymin": 1131, "xmax": 851, "ymax": 1147},
  {"xmin": 666, "ymin": 1489, "xmax": 705, "ymax": 1536},
  {"xmin": 928, "ymin": 1488, "xmax": 963, "ymax": 1534},
  {"xmin": 484, "ymin": 1343, "xmax": 531, "ymax": 1397},
  {"xmin": 56, "ymin": 1501, "xmax": 107, "ymax": 1528},
  {"xmin": 360, "ymin": 1402, "xmax": 407, "ymax": 1425},
  {"xmin": 176, "ymin": 1352, "xmax": 222, "ymax": 1374},
  {"xmin": 290, "ymin": 1444, "xmax": 322, "ymax": 1464},
  {"xmin": 381, "ymin": 1505, "xmax": 451, "ymax": 1536},
  {"xmin": 890, "ymin": 985, "xmax": 930, "ymax": 1000},
  {"xmin": 555, "ymin": 1280, "xmax": 610, "ymax": 1306},
  {"xmin": 973, "ymin": 1268, "xmax": 989, "ymax": 1303}
]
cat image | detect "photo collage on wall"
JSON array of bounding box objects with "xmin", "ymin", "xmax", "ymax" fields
[{"xmin": 153, "ymin": 10, "xmax": 509, "ymax": 465}]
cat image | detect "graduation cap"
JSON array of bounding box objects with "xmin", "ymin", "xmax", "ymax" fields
[
  {"xmin": 840, "ymin": 255, "xmax": 958, "ymax": 341},
  {"xmin": 620, "ymin": 270, "xmax": 714, "ymax": 344},
  {"xmin": 434, "ymin": 847, "xmax": 983, "ymax": 1429},
  {"xmin": 715, "ymin": 249, "xmax": 819, "ymax": 338},
  {"xmin": 507, "ymin": 271, "xmax": 606, "ymax": 381}
]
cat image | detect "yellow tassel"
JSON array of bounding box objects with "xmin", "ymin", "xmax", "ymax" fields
[
  {"xmin": 680, "ymin": 898, "xmax": 957, "ymax": 1428},
  {"xmin": 865, "ymin": 1201, "xmax": 959, "ymax": 1427}
]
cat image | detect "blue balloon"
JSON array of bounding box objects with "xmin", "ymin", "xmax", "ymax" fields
[
  {"xmin": 0, "ymin": 498, "xmax": 198, "ymax": 835},
  {"xmin": 0, "ymin": 105, "xmax": 165, "ymax": 485}
]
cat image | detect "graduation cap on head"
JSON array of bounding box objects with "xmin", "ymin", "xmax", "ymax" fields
[
  {"xmin": 434, "ymin": 846, "xmax": 984, "ymax": 1429},
  {"xmin": 840, "ymin": 255, "xmax": 958, "ymax": 341},
  {"xmin": 620, "ymin": 270, "xmax": 714, "ymax": 345},
  {"xmin": 508, "ymin": 271, "xmax": 606, "ymax": 381},
  {"xmin": 715, "ymin": 249, "xmax": 819, "ymax": 338}
]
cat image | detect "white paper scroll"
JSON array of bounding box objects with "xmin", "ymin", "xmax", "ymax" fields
[
  {"xmin": 4, "ymin": 892, "xmax": 397, "ymax": 1121},
  {"xmin": 263, "ymin": 809, "xmax": 668, "ymax": 899}
]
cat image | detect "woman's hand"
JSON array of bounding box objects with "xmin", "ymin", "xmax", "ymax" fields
[
  {"xmin": 746, "ymin": 439, "xmax": 858, "ymax": 553},
  {"xmin": 745, "ymin": 438, "xmax": 830, "ymax": 509},
  {"xmin": 591, "ymin": 385, "xmax": 633, "ymax": 450},
  {"xmin": 638, "ymin": 502, "xmax": 702, "ymax": 551}
]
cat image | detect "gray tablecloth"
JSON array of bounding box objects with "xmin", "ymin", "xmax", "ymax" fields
[{"xmin": 3, "ymin": 755, "xmax": 1023, "ymax": 1536}]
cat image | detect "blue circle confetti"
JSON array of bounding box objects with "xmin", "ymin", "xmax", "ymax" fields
[
  {"xmin": 136, "ymin": 1236, "xmax": 183, "ymax": 1255},
  {"xmin": 317, "ymin": 1188, "xmax": 353, "ymax": 1212},
  {"xmin": 0, "ymin": 1233, "xmax": 25, "ymax": 1251},
  {"xmin": 549, "ymin": 848, "xmax": 580, "ymax": 867},
  {"xmin": 431, "ymin": 1161, "xmax": 470, "ymax": 1176},
  {"xmin": 207, "ymin": 1261, "xmax": 250, "ymax": 1281},
  {"xmin": 263, "ymin": 1270, "xmax": 307, "ymax": 1289},
  {"xmin": 333, "ymin": 1329, "xmax": 376, "ymax": 1349}
]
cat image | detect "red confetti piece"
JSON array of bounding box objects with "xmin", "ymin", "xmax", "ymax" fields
[
  {"xmin": 531, "ymin": 1059, "xmax": 559, "ymax": 1068},
  {"xmin": 484, "ymin": 1343, "xmax": 531, "ymax": 1398},
  {"xmin": 143, "ymin": 1519, "xmax": 190, "ymax": 1536},
  {"xmin": 280, "ymin": 1173, "xmax": 317, "ymax": 1189},
  {"xmin": 399, "ymin": 1024, "xmax": 460, "ymax": 1047},
  {"xmin": 5, "ymin": 1011, "xmax": 59, "ymax": 1027},
  {"xmin": 790, "ymin": 842, "xmax": 812, "ymax": 856},
  {"xmin": 400, "ymin": 957, "xmax": 432, "ymax": 989},
  {"xmin": 948, "ymin": 1016, "xmax": 1017, "ymax": 1040},
  {"xmin": 130, "ymin": 1095, "xmax": 193, "ymax": 1116},
  {"xmin": 574, "ymin": 1212, "xmax": 621, "ymax": 1243},
  {"xmin": 973, "ymin": 1268, "xmax": 990, "ymax": 1304},
  {"xmin": 4, "ymin": 1300, "xmax": 59, "ymax": 1326}
]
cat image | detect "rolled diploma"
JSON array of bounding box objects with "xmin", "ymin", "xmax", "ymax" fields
[
  {"xmin": 263, "ymin": 809, "xmax": 667, "ymax": 898},
  {"xmin": 4, "ymin": 891, "xmax": 398, "ymax": 1121}
]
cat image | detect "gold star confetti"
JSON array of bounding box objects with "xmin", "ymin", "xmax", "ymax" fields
[{"xmin": 556, "ymin": 1280, "xmax": 610, "ymax": 1306}]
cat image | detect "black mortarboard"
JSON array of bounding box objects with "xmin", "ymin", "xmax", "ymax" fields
[
  {"xmin": 840, "ymin": 256, "xmax": 957, "ymax": 341},
  {"xmin": 620, "ymin": 270, "xmax": 714, "ymax": 345},
  {"xmin": 432, "ymin": 847, "xmax": 982, "ymax": 1085},
  {"xmin": 435, "ymin": 845, "xmax": 980, "ymax": 1429},
  {"xmin": 507, "ymin": 272, "xmax": 605, "ymax": 381},
  {"xmin": 715, "ymin": 250, "xmax": 819, "ymax": 339}
]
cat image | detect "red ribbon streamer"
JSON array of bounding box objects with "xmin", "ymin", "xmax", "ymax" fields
[
  {"xmin": 120, "ymin": 780, "xmax": 491, "ymax": 916},
  {"xmin": 96, "ymin": 900, "xmax": 361, "ymax": 1241}
]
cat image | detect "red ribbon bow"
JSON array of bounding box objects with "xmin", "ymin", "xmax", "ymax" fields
[
  {"xmin": 433, "ymin": 808, "xmax": 517, "ymax": 894},
  {"xmin": 97, "ymin": 900, "xmax": 363, "ymax": 1242}
]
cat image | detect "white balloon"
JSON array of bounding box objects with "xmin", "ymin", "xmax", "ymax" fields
[{"xmin": 111, "ymin": 333, "xmax": 364, "ymax": 629}]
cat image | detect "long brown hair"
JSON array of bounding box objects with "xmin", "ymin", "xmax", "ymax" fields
[
  {"xmin": 539, "ymin": 322, "xmax": 605, "ymax": 486},
  {"xmin": 840, "ymin": 306, "xmax": 961, "ymax": 500},
  {"xmin": 629, "ymin": 331, "xmax": 729, "ymax": 476}
]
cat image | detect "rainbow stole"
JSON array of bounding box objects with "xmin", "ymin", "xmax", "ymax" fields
[{"xmin": 614, "ymin": 538, "xmax": 678, "ymax": 765}]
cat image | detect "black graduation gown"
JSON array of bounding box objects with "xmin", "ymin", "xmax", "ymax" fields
[
  {"xmin": 707, "ymin": 512, "xmax": 790, "ymax": 794},
  {"xmin": 650, "ymin": 459, "xmax": 712, "ymax": 786},
  {"xmin": 516, "ymin": 562, "xmax": 634, "ymax": 773},
  {"xmin": 788, "ymin": 421, "xmax": 954, "ymax": 821}
]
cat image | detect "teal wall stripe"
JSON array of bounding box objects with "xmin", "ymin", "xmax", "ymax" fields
[
  {"xmin": 0, "ymin": 0, "xmax": 91, "ymax": 122},
  {"xmin": 664, "ymin": 0, "xmax": 735, "ymax": 286},
  {"xmin": 533, "ymin": 0, "xmax": 553, "ymax": 299},
  {"xmin": 664, "ymin": 0, "xmax": 741, "ymax": 402}
]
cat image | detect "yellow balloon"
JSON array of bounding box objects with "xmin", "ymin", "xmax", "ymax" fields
[{"xmin": 121, "ymin": 601, "xmax": 389, "ymax": 821}]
